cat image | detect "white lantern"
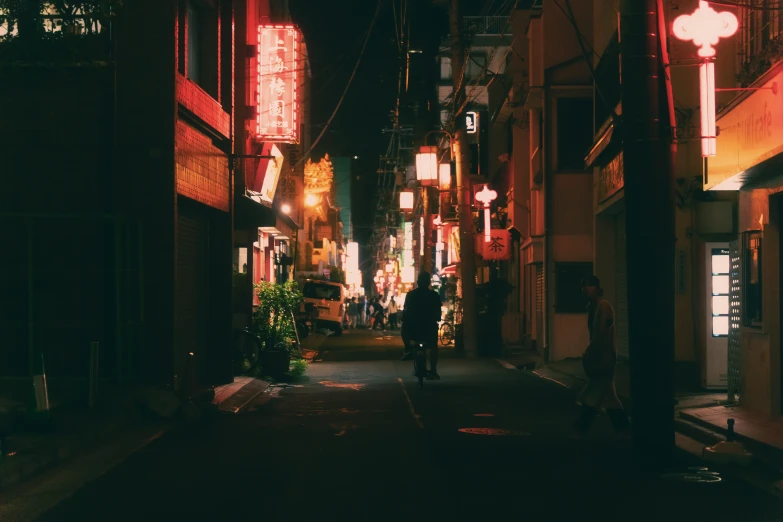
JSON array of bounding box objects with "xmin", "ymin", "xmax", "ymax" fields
[
  {"xmin": 399, "ymin": 190, "xmax": 414, "ymax": 211},
  {"xmin": 416, "ymin": 146, "xmax": 438, "ymax": 186}
]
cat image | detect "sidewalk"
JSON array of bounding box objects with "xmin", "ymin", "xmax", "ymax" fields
[
  {"xmin": 497, "ymin": 355, "xmax": 783, "ymax": 499},
  {"xmin": 0, "ymin": 386, "xmax": 185, "ymax": 492}
]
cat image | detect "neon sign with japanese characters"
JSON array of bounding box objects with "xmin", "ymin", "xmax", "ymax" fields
[{"xmin": 257, "ymin": 25, "xmax": 300, "ymax": 143}]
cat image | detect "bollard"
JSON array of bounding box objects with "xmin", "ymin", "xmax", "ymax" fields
[
  {"xmin": 89, "ymin": 342, "xmax": 100, "ymax": 409},
  {"xmin": 726, "ymin": 418, "xmax": 735, "ymax": 442}
]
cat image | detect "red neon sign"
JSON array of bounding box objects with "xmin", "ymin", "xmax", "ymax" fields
[
  {"xmin": 672, "ymin": 2, "xmax": 738, "ymax": 157},
  {"xmin": 257, "ymin": 25, "xmax": 299, "ymax": 143}
]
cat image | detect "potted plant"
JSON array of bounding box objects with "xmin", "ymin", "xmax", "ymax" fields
[{"xmin": 253, "ymin": 281, "xmax": 303, "ymax": 380}]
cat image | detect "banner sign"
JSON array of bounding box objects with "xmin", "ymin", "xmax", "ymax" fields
[
  {"xmin": 257, "ymin": 25, "xmax": 300, "ymax": 143},
  {"xmin": 481, "ymin": 229, "xmax": 512, "ymax": 261},
  {"xmin": 257, "ymin": 143, "xmax": 284, "ymax": 203}
]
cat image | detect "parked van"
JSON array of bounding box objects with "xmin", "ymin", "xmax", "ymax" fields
[{"xmin": 301, "ymin": 279, "xmax": 345, "ymax": 336}]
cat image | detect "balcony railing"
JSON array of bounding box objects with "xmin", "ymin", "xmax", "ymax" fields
[
  {"xmin": 736, "ymin": 3, "xmax": 783, "ymax": 86},
  {"xmin": 461, "ymin": 16, "xmax": 511, "ymax": 36}
]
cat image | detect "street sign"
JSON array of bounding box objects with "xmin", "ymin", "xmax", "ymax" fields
[
  {"xmin": 465, "ymin": 111, "xmax": 477, "ymax": 134},
  {"xmin": 323, "ymin": 269, "xmax": 331, "ymax": 277}
]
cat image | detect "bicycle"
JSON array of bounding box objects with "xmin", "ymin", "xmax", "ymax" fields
[
  {"xmin": 438, "ymin": 321, "xmax": 455, "ymax": 346},
  {"xmin": 233, "ymin": 328, "xmax": 262, "ymax": 376},
  {"xmin": 413, "ymin": 342, "xmax": 428, "ymax": 388}
]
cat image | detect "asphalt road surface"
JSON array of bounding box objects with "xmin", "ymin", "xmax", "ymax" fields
[{"xmin": 22, "ymin": 329, "xmax": 783, "ymax": 520}]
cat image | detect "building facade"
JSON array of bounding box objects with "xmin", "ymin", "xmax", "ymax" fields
[
  {"xmin": 585, "ymin": 0, "xmax": 742, "ymax": 397},
  {"xmin": 0, "ymin": 0, "xmax": 242, "ymax": 401},
  {"xmin": 233, "ymin": 0, "xmax": 307, "ymax": 328},
  {"xmin": 491, "ymin": 1, "xmax": 595, "ymax": 361},
  {"xmin": 700, "ymin": 0, "xmax": 783, "ymax": 416}
]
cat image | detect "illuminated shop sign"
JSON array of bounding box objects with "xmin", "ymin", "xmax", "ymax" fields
[{"xmin": 257, "ymin": 25, "xmax": 300, "ymax": 143}]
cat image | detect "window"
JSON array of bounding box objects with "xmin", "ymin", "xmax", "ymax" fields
[
  {"xmin": 186, "ymin": 0, "xmax": 218, "ymax": 97},
  {"xmin": 555, "ymin": 263, "xmax": 593, "ymax": 313},
  {"xmin": 303, "ymin": 282, "xmax": 341, "ymax": 302},
  {"xmin": 440, "ymin": 57, "xmax": 452, "ymax": 80},
  {"xmin": 743, "ymin": 231, "xmax": 763, "ymax": 327},
  {"xmin": 466, "ymin": 55, "xmax": 486, "ymax": 80},
  {"xmin": 556, "ymin": 97, "xmax": 593, "ymax": 171}
]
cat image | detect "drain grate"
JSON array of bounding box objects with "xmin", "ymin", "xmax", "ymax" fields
[{"xmin": 660, "ymin": 473, "xmax": 722, "ymax": 483}]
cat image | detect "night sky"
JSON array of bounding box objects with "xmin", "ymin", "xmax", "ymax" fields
[{"xmin": 288, "ymin": 0, "xmax": 501, "ymax": 266}]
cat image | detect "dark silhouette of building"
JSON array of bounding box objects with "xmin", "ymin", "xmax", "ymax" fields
[{"xmin": 0, "ymin": 0, "xmax": 241, "ymax": 403}]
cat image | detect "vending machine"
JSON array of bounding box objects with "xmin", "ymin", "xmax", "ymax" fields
[{"xmin": 704, "ymin": 243, "xmax": 729, "ymax": 389}]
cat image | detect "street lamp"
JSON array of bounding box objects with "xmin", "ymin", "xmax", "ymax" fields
[
  {"xmin": 281, "ymin": 203, "xmax": 292, "ymax": 215},
  {"xmin": 399, "ymin": 190, "xmax": 414, "ymax": 211},
  {"xmin": 475, "ymin": 184, "xmax": 498, "ymax": 243},
  {"xmin": 415, "ymin": 146, "xmax": 438, "ymax": 186},
  {"xmin": 305, "ymin": 193, "xmax": 320, "ymax": 207}
]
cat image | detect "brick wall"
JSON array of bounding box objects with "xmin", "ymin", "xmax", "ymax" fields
[
  {"xmin": 176, "ymin": 74, "xmax": 230, "ymax": 138},
  {"xmin": 175, "ymin": 120, "xmax": 230, "ymax": 211}
]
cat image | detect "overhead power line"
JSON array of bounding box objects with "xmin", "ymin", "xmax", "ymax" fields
[{"xmin": 290, "ymin": 0, "xmax": 384, "ymax": 173}]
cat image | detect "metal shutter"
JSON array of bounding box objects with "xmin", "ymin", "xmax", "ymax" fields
[
  {"xmin": 728, "ymin": 239, "xmax": 741, "ymax": 403},
  {"xmin": 615, "ymin": 212, "xmax": 630, "ymax": 359},
  {"xmin": 176, "ymin": 210, "xmax": 210, "ymax": 392}
]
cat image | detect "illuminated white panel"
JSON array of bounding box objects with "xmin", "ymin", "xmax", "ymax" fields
[
  {"xmin": 712, "ymin": 316, "xmax": 729, "ymax": 336},
  {"xmin": 712, "ymin": 295, "xmax": 729, "ymax": 315},
  {"xmin": 712, "ymin": 254, "xmax": 730, "ymax": 275},
  {"xmin": 712, "ymin": 275, "xmax": 729, "ymax": 295}
]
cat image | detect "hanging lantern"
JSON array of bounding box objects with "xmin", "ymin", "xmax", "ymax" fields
[
  {"xmin": 438, "ymin": 163, "xmax": 451, "ymax": 191},
  {"xmin": 416, "ymin": 146, "xmax": 438, "ymax": 186},
  {"xmin": 399, "ymin": 190, "xmax": 414, "ymax": 211}
]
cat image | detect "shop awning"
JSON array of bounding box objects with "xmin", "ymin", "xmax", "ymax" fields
[
  {"xmin": 585, "ymin": 103, "xmax": 622, "ymax": 168},
  {"xmin": 235, "ymin": 195, "xmax": 275, "ymax": 230},
  {"xmin": 439, "ymin": 264, "xmax": 458, "ymax": 276}
]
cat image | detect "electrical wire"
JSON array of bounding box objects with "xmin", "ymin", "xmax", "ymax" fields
[
  {"xmin": 710, "ymin": 0, "xmax": 783, "ymax": 9},
  {"xmin": 453, "ymin": 0, "xmax": 520, "ymax": 118},
  {"xmin": 289, "ymin": 0, "xmax": 384, "ymax": 173},
  {"xmin": 556, "ymin": 0, "xmax": 618, "ymax": 122}
]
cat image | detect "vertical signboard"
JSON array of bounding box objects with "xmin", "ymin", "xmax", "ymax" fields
[
  {"xmin": 465, "ymin": 111, "xmax": 477, "ymax": 134},
  {"xmin": 257, "ymin": 25, "xmax": 300, "ymax": 143},
  {"xmin": 704, "ymin": 243, "xmax": 729, "ymax": 389}
]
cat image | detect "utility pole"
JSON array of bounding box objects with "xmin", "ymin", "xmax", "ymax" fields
[
  {"xmin": 450, "ymin": 0, "xmax": 478, "ymax": 359},
  {"xmin": 421, "ymin": 187, "xmax": 433, "ymax": 273},
  {"xmin": 620, "ymin": 0, "xmax": 676, "ymax": 465}
]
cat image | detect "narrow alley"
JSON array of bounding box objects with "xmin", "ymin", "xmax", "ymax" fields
[{"xmin": 0, "ymin": 330, "xmax": 775, "ymax": 521}]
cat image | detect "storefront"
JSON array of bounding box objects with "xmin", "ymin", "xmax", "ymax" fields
[
  {"xmin": 592, "ymin": 151, "xmax": 630, "ymax": 362},
  {"xmin": 706, "ymin": 62, "xmax": 783, "ymax": 417}
]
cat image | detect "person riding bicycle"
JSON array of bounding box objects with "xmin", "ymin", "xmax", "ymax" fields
[{"xmin": 400, "ymin": 271, "xmax": 442, "ymax": 380}]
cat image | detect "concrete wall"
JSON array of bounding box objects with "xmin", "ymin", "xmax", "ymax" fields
[
  {"xmin": 738, "ymin": 187, "xmax": 782, "ymax": 416},
  {"xmin": 542, "ymin": 1, "xmax": 594, "ymax": 362}
]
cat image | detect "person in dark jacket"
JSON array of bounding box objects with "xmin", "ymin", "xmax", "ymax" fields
[{"xmin": 401, "ymin": 271, "xmax": 442, "ymax": 379}]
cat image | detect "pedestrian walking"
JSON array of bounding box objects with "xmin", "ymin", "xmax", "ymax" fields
[
  {"xmin": 359, "ymin": 297, "xmax": 367, "ymax": 327},
  {"xmin": 388, "ymin": 297, "xmax": 399, "ymax": 330},
  {"xmin": 367, "ymin": 299, "xmax": 376, "ymax": 329},
  {"xmin": 372, "ymin": 298, "xmax": 386, "ymax": 331},
  {"xmin": 347, "ymin": 298, "xmax": 359, "ymax": 329},
  {"xmin": 573, "ymin": 276, "xmax": 631, "ymax": 440}
]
